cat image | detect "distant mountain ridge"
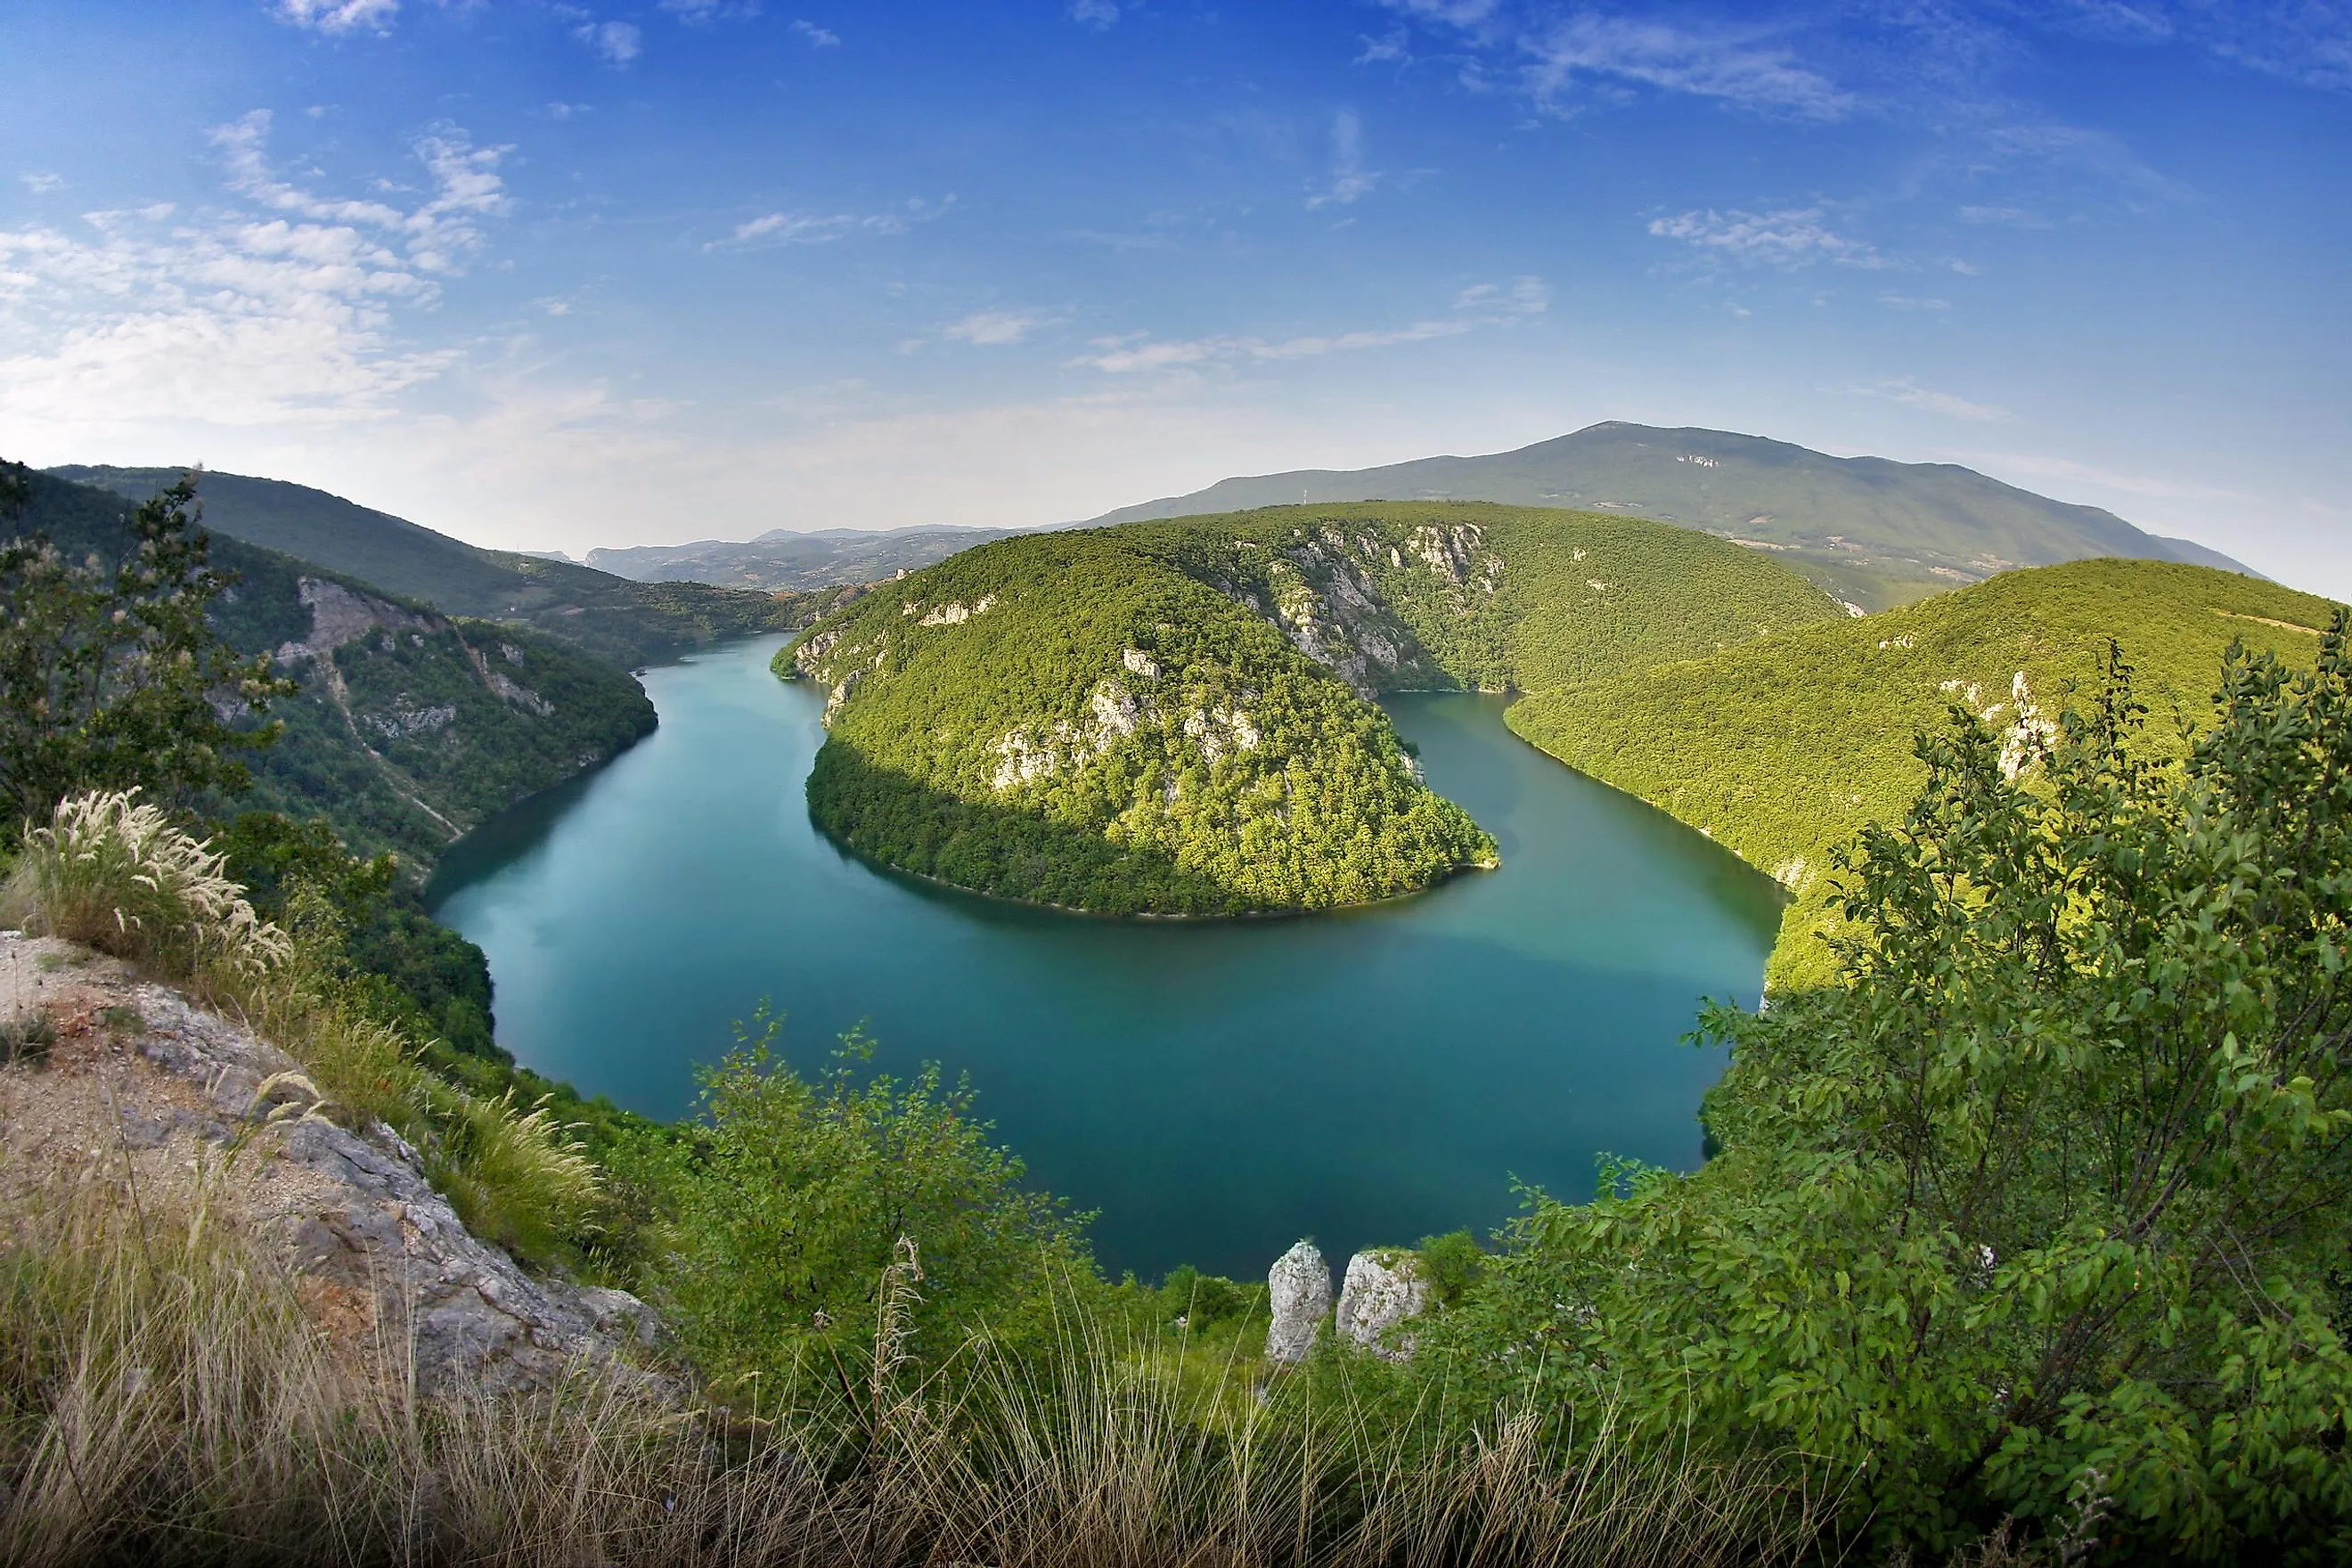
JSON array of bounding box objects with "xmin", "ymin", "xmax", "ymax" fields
[
  {"xmin": 1074, "ymin": 423, "xmax": 2258, "ymax": 611},
  {"xmin": 47, "ymin": 466, "xmax": 817, "ymax": 667},
  {"xmin": 583, "ymin": 524, "xmax": 1012, "ymax": 592}
]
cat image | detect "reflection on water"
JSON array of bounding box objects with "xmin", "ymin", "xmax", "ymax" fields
[{"xmin": 430, "ymin": 636, "xmax": 1782, "ymax": 1278}]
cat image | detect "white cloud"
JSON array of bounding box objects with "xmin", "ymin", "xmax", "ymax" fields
[
  {"xmin": 1854, "ymin": 379, "xmax": 2009, "ymax": 422},
  {"xmin": 576, "ymin": 20, "xmax": 642, "ymax": 66},
  {"xmin": 790, "ymin": 19, "xmax": 840, "ymax": 46},
  {"xmin": 705, "ymin": 201, "xmax": 939, "ymax": 251},
  {"xmin": 1877, "ymin": 294, "xmax": 1952, "ymax": 311},
  {"xmin": 20, "ymin": 173, "xmax": 63, "ymax": 195},
  {"xmin": 662, "ymin": 0, "xmax": 764, "ymax": 19},
  {"xmin": 1306, "ymin": 110, "xmax": 1383, "ymax": 210},
  {"xmin": 1519, "ymin": 14, "xmax": 1852, "ymax": 119},
  {"xmin": 0, "ymin": 111, "xmax": 506, "ymax": 432},
  {"xmin": 1648, "ymin": 207, "xmax": 1882, "ymax": 269},
  {"xmin": 1071, "ymin": 0, "xmax": 1120, "ymax": 29},
  {"xmin": 275, "ymin": 0, "xmax": 398, "ymax": 32},
  {"xmin": 942, "ymin": 309, "xmax": 1057, "ymax": 347},
  {"xmin": 1073, "ymin": 276, "xmax": 1544, "ymax": 374},
  {"xmin": 1958, "ymin": 204, "xmax": 2052, "ymax": 228},
  {"xmin": 1378, "ymin": 4, "xmax": 1850, "ymax": 121},
  {"xmin": 1960, "ymin": 448, "xmax": 2255, "ymax": 503}
]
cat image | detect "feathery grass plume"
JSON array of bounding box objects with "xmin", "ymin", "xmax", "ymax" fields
[
  {"xmin": 421, "ymin": 1085, "xmax": 603, "ymax": 1260},
  {"xmin": 4, "ymin": 788, "xmax": 290, "ymax": 984}
]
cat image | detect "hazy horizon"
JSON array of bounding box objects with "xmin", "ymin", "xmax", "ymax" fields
[{"xmin": 4, "ymin": 3, "xmax": 2346, "ymax": 591}]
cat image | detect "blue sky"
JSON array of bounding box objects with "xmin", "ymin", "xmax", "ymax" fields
[{"xmin": 2, "ymin": 3, "xmax": 2347, "ymax": 592}]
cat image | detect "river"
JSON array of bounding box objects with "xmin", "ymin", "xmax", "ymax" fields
[{"xmin": 429, "ymin": 635, "xmax": 1784, "ymax": 1279}]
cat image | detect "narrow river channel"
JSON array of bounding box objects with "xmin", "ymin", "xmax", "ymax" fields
[{"xmin": 429, "ymin": 635, "xmax": 1784, "ymax": 1278}]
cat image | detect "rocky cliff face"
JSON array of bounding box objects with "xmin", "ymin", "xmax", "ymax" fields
[
  {"xmin": 0, "ymin": 933, "xmax": 666, "ymax": 1400},
  {"xmin": 1176, "ymin": 520, "xmax": 1501, "ymax": 697},
  {"xmin": 1265, "ymin": 1240, "xmax": 1333, "ymax": 1364},
  {"xmin": 1335, "ymin": 1248, "xmax": 1431, "ymax": 1360}
]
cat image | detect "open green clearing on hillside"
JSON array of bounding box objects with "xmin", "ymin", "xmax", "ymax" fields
[
  {"xmin": 783, "ymin": 502, "xmax": 1841, "ymax": 913},
  {"xmin": 1511, "ymin": 558, "xmax": 2346, "ymax": 987}
]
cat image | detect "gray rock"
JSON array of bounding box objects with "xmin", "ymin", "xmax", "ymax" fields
[
  {"xmin": 122, "ymin": 979, "xmax": 673, "ymax": 1401},
  {"xmin": 1335, "ymin": 1248, "xmax": 1431, "ymax": 1360},
  {"xmin": 1265, "ymin": 1240, "xmax": 1332, "ymax": 1365}
]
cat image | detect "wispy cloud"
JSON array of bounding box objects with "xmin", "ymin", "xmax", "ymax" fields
[
  {"xmin": 661, "ymin": 0, "xmax": 764, "ymax": 20},
  {"xmin": 790, "ymin": 19, "xmax": 840, "ymax": 46},
  {"xmin": 2039, "ymin": 1, "xmax": 2352, "ymax": 93},
  {"xmin": 1377, "ymin": 3, "xmax": 1851, "ymax": 121},
  {"xmin": 1648, "ymin": 206, "xmax": 1882, "ymax": 269},
  {"xmin": 1306, "ymin": 110, "xmax": 1383, "ymax": 209},
  {"xmin": 941, "ymin": 309, "xmax": 1058, "ymax": 347},
  {"xmin": 1877, "ymin": 293, "xmax": 1951, "ymax": 311},
  {"xmin": 0, "ymin": 112, "xmax": 509, "ymax": 430},
  {"xmin": 20, "ymin": 173, "xmax": 63, "ymax": 195},
  {"xmin": 1853, "ymin": 379, "xmax": 2008, "ymax": 421},
  {"xmin": 704, "ymin": 199, "xmax": 944, "ymax": 251},
  {"xmin": 1070, "ymin": 0, "xmax": 1120, "ymax": 30},
  {"xmin": 1961, "ymin": 448, "xmax": 2256, "ymax": 504},
  {"xmin": 1073, "ymin": 276, "xmax": 1545, "ymax": 374},
  {"xmin": 1958, "ymin": 204, "xmax": 2052, "ymax": 228},
  {"xmin": 274, "ymin": 0, "xmax": 398, "ymax": 32},
  {"xmin": 576, "ymin": 20, "xmax": 642, "ymax": 67},
  {"xmin": 1518, "ymin": 13, "xmax": 1853, "ymax": 120}
]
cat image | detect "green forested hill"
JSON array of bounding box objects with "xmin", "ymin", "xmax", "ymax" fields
[
  {"xmin": 783, "ymin": 502, "xmax": 1842, "ymax": 913},
  {"xmin": 1510, "ymin": 558, "xmax": 2345, "ymax": 988},
  {"xmin": 48, "ymin": 465, "xmax": 820, "ymax": 667},
  {"xmin": 1079, "ymin": 422, "xmax": 2258, "ymax": 611},
  {"xmin": 12, "ymin": 469, "xmax": 655, "ymax": 869}
]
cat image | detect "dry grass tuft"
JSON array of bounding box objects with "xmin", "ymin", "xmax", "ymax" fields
[
  {"xmin": 0, "ymin": 1157, "xmax": 1827, "ymax": 1568},
  {"xmin": 4, "ymin": 789, "xmax": 290, "ymax": 984}
]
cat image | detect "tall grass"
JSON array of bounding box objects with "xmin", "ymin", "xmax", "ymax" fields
[
  {"xmin": 0, "ymin": 1159, "xmax": 1829, "ymax": 1567},
  {"xmin": 4, "ymin": 789, "xmax": 290, "ymax": 983},
  {"xmin": 5, "ymin": 789, "xmax": 606, "ymax": 1270}
]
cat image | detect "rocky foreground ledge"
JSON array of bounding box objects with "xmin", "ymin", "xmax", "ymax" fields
[{"xmin": 0, "ymin": 932, "xmax": 666, "ymax": 1400}]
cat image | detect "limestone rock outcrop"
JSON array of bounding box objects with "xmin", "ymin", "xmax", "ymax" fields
[
  {"xmin": 1335, "ymin": 1248, "xmax": 1431, "ymax": 1360},
  {"xmin": 0, "ymin": 934, "xmax": 667, "ymax": 1401},
  {"xmin": 1264, "ymin": 1240, "xmax": 1332, "ymax": 1364}
]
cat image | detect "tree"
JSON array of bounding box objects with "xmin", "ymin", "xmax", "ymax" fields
[
  {"xmin": 1441, "ymin": 631, "xmax": 2352, "ymax": 1561},
  {"xmin": 0, "ymin": 466, "xmax": 290, "ymax": 836}
]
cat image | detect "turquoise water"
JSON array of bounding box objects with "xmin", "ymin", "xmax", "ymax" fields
[{"xmin": 429, "ymin": 635, "xmax": 1784, "ymax": 1279}]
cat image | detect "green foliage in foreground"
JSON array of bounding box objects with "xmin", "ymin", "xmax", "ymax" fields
[
  {"xmin": 784, "ymin": 502, "xmax": 1833, "ymax": 913},
  {"xmin": 1434, "ymin": 633, "xmax": 2352, "ymax": 1558},
  {"xmin": 623, "ymin": 1009, "xmax": 1097, "ymax": 1400},
  {"xmin": 1509, "ymin": 558, "xmax": 2345, "ymax": 987}
]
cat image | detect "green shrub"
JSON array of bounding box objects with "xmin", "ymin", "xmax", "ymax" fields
[
  {"xmin": 1438, "ymin": 627, "xmax": 2352, "ymax": 1558},
  {"xmin": 1414, "ymin": 1229, "xmax": 1485, "ymax": 1309}
]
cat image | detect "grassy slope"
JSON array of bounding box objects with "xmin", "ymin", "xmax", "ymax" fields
[
  {"xmin": 1078, "ymin": 423, "xmax": 2255, "ymax": 611},
  {"xmin": 14, "ymin": 470, "xmax": 655, "ymax": 869},
  {"xmin": 1510, "ymin": 558, "xmax": 2346, "ymax": 988},
  {"xmin": 48, "ymin": 465, "xmax": 818, "ymax": 667},
  {"xmin": 786, "ymin": 502, "xmax": 1842, "ymax": 914}
]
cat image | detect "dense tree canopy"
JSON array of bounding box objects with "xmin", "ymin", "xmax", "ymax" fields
[{"xmin": 1434, "ymin": 628, "xmax": 2352, "ymax": 1559}]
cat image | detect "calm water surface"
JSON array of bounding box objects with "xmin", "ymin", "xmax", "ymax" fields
[{"xmin": 429, "ymin": 636, "xmax": 1783, "ymax": 1278}]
